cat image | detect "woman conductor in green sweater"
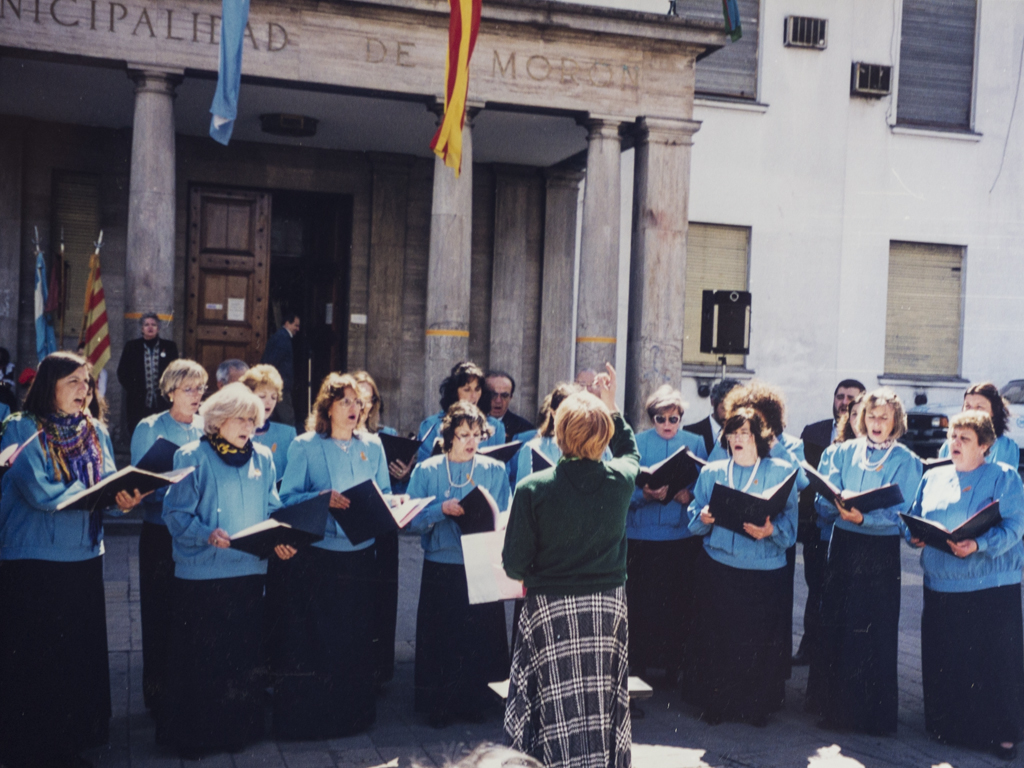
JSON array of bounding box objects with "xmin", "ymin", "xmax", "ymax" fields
[{"xmin": 502, "ymin": 364, "xmax": 640, "ymax": 768}]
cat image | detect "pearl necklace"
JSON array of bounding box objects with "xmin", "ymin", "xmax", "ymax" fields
[
  {"xmin": 444, "ymin": 455, "xmax": 475, "ymax": 498},
  {"xmin": 727, "ymin": 457, "xmax": 761, "ymax": 493},
  {"xmin": 857, "ymin": 438, "xmax": 896, "ymax": 472}
]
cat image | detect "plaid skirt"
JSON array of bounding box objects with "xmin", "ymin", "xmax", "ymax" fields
[{"xmin": 504, "ymin": 586, "xmax": 631, "ymax": 768}]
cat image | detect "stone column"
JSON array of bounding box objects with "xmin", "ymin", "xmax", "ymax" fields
[
  {"xmin": 537, "ymin": 167, "xmax": 583, "ymax": 402},
  {"xmin": 574, "ymin": 117, "xmax": 622, "ymax": 376},
  {"xmin": 124, "ymin": 66, "xmax": 182, "ymax": 344},
  {"xmin": 424, "ymin": 111, "xmax": 475, "ymax": 415},
  {"xmin": 625, "ymin": 116, "xmax": 701, "ymax": 426}
]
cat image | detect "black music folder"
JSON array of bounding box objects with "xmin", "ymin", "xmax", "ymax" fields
[
  {"xmin": 921, "ymin": 456, "xmax": 954, "ymax": 472},
  {"xmin": 478, "ymin": 441, "xmax": 523, "ymax": 464},
  {"xmin": 56, "ymin": 465, "xmax": 195, "ymax": 512},
  {"xmin": 135, "ymin": 438, "xmax": 179, "ymax": 473},
  {"xmin": 531, "ymin": 448, "xmax": 555, "ymax": 473},
  {"xmin": 708, "ymin": 470, "xmax": 797, "ymax": 538},
  {"xmin": 455, "ymin": 485, "xmax": 499, "ymax": 535},
  {"xmin": 801, "ymin": 461, "xmax": 905, "ymax": 514},
  {"xmin": 901, "ymin": 501, "xmax": 1002, "ymax": 553},
  {"xmin": 378, "ymin": 433, "xmax": 421, "ymax": 467},
  {"xmin": 230, "ymin": 494, "xmax": 330, "ymax": 559},
  {"xmin": 329, "ymin": 478, "xmax": 434, "ymax": 545},
  {"xmin": 635, "ymin": 446, "xmax": 707, "ymax": 505}
]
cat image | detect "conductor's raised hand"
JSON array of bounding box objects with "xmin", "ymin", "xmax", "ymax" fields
[
  {"xmin": 699, "ymin": 505, "xmax": 715, "ymax": 525},
  {"xmin": 593, "ymin": 363, "xmax": 618, "ymax": 413},
  {"xmin": 208, "ymin": 528, "xmax": 231, "ymax": 548},
  {"xmin": 442, "ymin": 499, "xmax": 465, "ymax": 517},
  {"xmin": 743, "ymin": 516, "xmax": 774, "ymax": 540}
]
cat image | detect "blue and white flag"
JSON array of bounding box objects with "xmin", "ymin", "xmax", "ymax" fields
[
  {"xmin": 209, "ymin": 0, "xmax": 251, "ymax": 145},
  {"xmin": 34, "ymin": 250, "xmax": 57, "ymax": 362}
]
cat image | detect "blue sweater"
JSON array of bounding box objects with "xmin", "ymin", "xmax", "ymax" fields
[
  {"xmin": 628, "ymin": 427, "xmax": 708, "ymax": 541},
  {"xmin": 814, "ymin": 437, "xmax": 922, "ymax": 537},
  {"xmin": 0, "ymin": 416, "xmax": 117, "ymax": 562},
  {"xmin": 906, "ymin": 462, "xmax": 1024, "ymax": 593},
  {"xmin": 252, "ymin": 421, "xmax": 297, "ymax": 481},
  {"xmin": 687, "ymin": 457, "xmax": 797, "ymax": 570},
  {"xmin": 416, "ymin": 411, "xmax": 506, "ymax": 463},
  {"xmin": 938, "ymin": 434, "xmax": 1020, "ymax": 470},
  {"xmin": 163, "ymin": 440, "xmax": 281, "ymax": 580},
  {"xmin": 131, "ymin": 411, "xmax": 205, "ymax": 525},
  {"xmin": 406, "ymin": 453, "xmax": 511, "ymax": 564},
  {"xmin": 278, "ymin": 431, "xmax": 391, "ymax": 552}
]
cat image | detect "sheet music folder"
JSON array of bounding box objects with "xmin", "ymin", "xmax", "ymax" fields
[
  {"xmin": 378, "ymin": 433, "xmax": 421, "ymax": 467},
  {"xmin": 900, "ymin": 501, "xmax": 1002, "ymax": 553},
  {"xmin": 708, "ymin": 471, "xmax": 797, "ymax": 537},
  {"xmin": 135, "ymin": 438, "xmax": 179, "ymax": 473},
  {"xmin": 478, "ymin": 441, "xmax": 523, "ymax": 464},
  {"xmin": 635, "ymin": 446, "xmax": 707, "ymax": 505},
  {"xmin": 329, "ymin": 479, "xmax": 434, "ymax": 545},
  {"xmin": 531, "ymin": 448, "xmax": 554, "ymax": 473},
  {"xmin": 455, "ymin": 486, "xmax": 499, "ymax": 535},
  {"xmin": 56, "ymin": 465, "xmax": 195, "ymax": 512},
  {"xmin": 230, "ymin": 494, "xmax": 330, "ymax": 559},
  {"xmin": 800, "ymin": 461, "xmax": 904, "ymax": 514}
]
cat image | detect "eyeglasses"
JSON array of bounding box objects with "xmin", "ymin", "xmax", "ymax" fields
[
  {"xmin": 178, "ymin": 386, "xmax": 207, "ymax": 396},
  {"xmin": 454, "ymin": 432, "xmax": 483, "ymax": 442},
  {"xmin": 653, "ymin": 415, "xmax": 680, "ymax": 425},
  {"xmin": 334, "ymin": 397, "xmax": 364, "ymax": 409},
  {"xmin": 491, "ymin": 392, "xmax": 512, "ymax": 401}
]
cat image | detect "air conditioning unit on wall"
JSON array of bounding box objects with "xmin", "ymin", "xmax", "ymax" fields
[
  {"xmin": 851, "ymin": 63, "xmax": 892, "ymax": 97},
  {"xmin": 784, "ymin": 16, "xmax": 827, "ymax": 49}
]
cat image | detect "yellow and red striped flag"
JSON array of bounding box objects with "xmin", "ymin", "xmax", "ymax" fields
[
  {"xmin": 81, "ymin": 234, "xmax": 111, "ymax": 373},
  {"xmin": 430, "ymin": 0, "xmax": 481, "ymax": 177}
]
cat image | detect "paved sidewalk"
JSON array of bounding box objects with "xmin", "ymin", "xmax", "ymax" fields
[{"xmin": 89, "ymin": 530, "xmax": 1015, "ymax": 768}]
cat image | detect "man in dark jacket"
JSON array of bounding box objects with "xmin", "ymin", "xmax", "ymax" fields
[
  {"xmin": 116, "ymin": 312, "xmax": 179, "ymax": 433},
  {"xmin": 261, "ymin": 312, "xmax": 300, "ymax": 426},
  {"xmin": 683, "ymin": 378, "xmax": 741, "ymax": 456},
  {"xmin": 484, "ymin": 370, "xmax": 533, "ymax": 440}
]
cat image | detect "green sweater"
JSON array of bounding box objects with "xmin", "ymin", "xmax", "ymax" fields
[{"xmin": 502, "ymin": 413, "xmax": 640, "ymax": 596}]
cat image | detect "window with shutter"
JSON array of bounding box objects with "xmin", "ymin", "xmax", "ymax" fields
[
  {"xmin": 682, "ymin": 223, "xmax": 750, "ymax": 366},
  {"xmin": 691, "ymin": 0, "xmax": 760, "ymax": 100},
  {"xmin": 51, "ymin": 172, "xmax": 101, "ymax": 341},
  {"xmin": 884, "ymin": 241, "xmax": 964, "ymax": 377},
  {"xmin": 897, "ymin": 0, "xmax": 977, "ymax": 131}
]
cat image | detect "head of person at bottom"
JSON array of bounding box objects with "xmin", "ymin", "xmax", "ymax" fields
[
  {"xmin": 947, "ymin": 410, "xmax": 996, "ymax": 472},
  {"xmin": 200, "ymin": 382, "xmax": 265, "ymax": 450},
  {"xmin": 554, "ymin": 391, "xmax": 614, "ymax": 461},
  {"xmin": 645, "ymin": 384, "xmax": 688, "ymax": 440},
  {"xmin": 438, "ymin": 360, "xmax": 486, "ymax": 412},
  {"xmin": 240, "ymin": 364, "xmax": 284, "ymax": 426},
  {"xmin": 441, "ymin": 400, "xmax": 493, "ymax": 462},
  {"xmin": 855, "ymin": 388, "xmax": 907, "ymax": 447},
  {"xmin": 308, "ymin": 372, "xmax": 364, "ymax": 439},
  {"xmin": 961, "ymin": 382, "xmax": 1012, "ymax": 438},
  {"xmin": 24, "ymin": 351, "xmax": 93, "ymax": 420},
  {"xmin": 161, "ymin": 359, "xmax": 209, "ymax": 423},
  {"xmin": 720, "ymin": 407, "xmax": 773, "ymax": 466}
]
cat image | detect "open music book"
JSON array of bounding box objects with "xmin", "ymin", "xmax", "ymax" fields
[{"xmin": 708, "ymin": 470, "xmax": 797, "ymax": 538}]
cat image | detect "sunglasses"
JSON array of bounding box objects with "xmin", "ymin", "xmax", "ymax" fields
[{"xmin": 653, "ymin": 415, "xmax": 680, "ymax": 425}]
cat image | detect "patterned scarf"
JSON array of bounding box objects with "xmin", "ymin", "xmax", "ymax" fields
[
  {"xmin": 39, "ymin": 412, "xmax": 106, "ymax": 545},
  {"xmin": 143, "ymin": 339, "xmax": 160, "ymax": 409},
  {"xmin": 205, "ymin": 434, "xmax": 253, "ymax": 467}
]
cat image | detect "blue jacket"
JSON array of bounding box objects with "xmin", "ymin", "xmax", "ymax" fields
[
  {"xmin": 278, "ymin": 431, "xmax": 391, "ymax": 552},
  {"xmin": 906, "ymin": 462, "xmax": 1024, "ymax": 593},
  {"xmin": 628, "ymin": 427, "xmax": 708, "ymax": 541},
  {"xmin": 0, "ymin": 416, "xmax": 117, "ymax": 562},
  {"xmin": 416, "ymin": 411, "xmax": 506, "ymax": 463},
  {"xmin": 406, "ymin": 453, "xmax": 511, "ymax": 564},
  {"xmin": 163, "ymin": 439, "xmax": 281, "ymax": 580},
  {"xmin": 814, "ymin": 437, "xmax": 922, "ymax": 537},
  {"xmin": 0, "ymin": 411, "xmax": 42, "ymax": 451},
  {"xmin": 687, "ymin": 457, "xmax": 798, "ymax": 570},
  {"xmin": 938, "ymin": 434, "xmax": 1020, "ymax": 470},
  {"xmin": 252, "ymin": 421, "xmax": 297, "ymax": 481},
  {"xmin": 131, "ymin": 411, "xmax": 205, "ymax": 525}
]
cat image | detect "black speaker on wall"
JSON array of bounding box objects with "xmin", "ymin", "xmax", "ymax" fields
[{"xmin": 700, "ymin": 290, "xmax": 751, "ymax": 355}]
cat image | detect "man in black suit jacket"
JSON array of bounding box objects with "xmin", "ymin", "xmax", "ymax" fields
[
  {"xmin": 484, "ymin": 370, "xmax": 534, "ymax": 439},
  {"xmin": 793, "ymin": 378, "xmax": 865, "ymax": 665},
  {"xmin": 116, "ymin": 313, "xmax": 179, "ymax": 434},
  {"xmin": 683, "ymin": 378, "xmax": 741, "ymax": 455},
  {"xmin": 261, "ymin": 312, "xmax": 300, "ymax": 426}
]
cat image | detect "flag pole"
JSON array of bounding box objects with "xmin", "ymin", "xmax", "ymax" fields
[{"xmin": 57, "ymin": 229, "xmax": 66, "ymax": 349}]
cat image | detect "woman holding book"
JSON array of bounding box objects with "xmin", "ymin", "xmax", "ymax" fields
[
  {"xmin": 274, "ymin": 372, "xmax": 391, "ymax": 738},
  {"xmin": 627, "ymin": 385, "xmax": 706, "ymax": 690},
  {"xmin": 811, "ymin": 388, "xmax": 922, "ymax": 735},
  {"xmin": 241, "ymin": 364, "xmax": 297, "ymax": 481},
  {"xmin": 160, "ymin": 383, "xmax": 292, "ymax": 757},
  {"xmin": 0, "ymin": 351, "xmax": 144, "ymax": 768},
  {"xmin": 686, "ymin": 407, "xmax": 797, "ymax": 726},
  {"xmin": 905, "ymin": 410, "xmax": 1024, "ymax": 760},
  {"xmin": 503, "ymin": 365, "xmax": 639, "ymax": 766},
  {"xmin": 416, "ymin": 361, "xmax": 506, "ymax": 463},
  {"xmin": 406, "ymin": 400, "xmax": 511, "ymax": 728},
  {"xmin": 130, "ymin": 358, "xmax": 208, "ymax": 715},
  {"xmin": 937, "ymin": 382, "xmax": 1020, "ymax": 469}
]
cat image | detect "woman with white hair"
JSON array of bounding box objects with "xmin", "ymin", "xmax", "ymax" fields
[
  {"xmin": 130, "ymin": 358, "xmax": 208, "ymax": 715},
  {"xmin": 160, "ymin": 383, "xmax": 294, "ymax": 758}
]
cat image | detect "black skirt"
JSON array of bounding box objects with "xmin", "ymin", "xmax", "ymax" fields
[
  {"xmin": 692, "ymin": 547, "xmax": 788, "ymax": 724},
  {"xmin": 922, "ymin": 584, "xmax": 1024, "ymax": 750},
  {"xmin": 268, "ymin": 545, "xmax": 377, "ymax": 740},
  {"xmin": 159, "ymin": 574, "xmax": 266, "ymax": 756},
  {"xmin": 415, "ymin": 560, "xmax": 509, "ymax": 719},
  {"xmin": 626, "ymin": 537, "xmax": 701, "ymax": 679},
  {"xmin": 0, "ymin": 557, "xmax": 111, "ymax": 767},
  {"xmin": 138, "ymin": 521, "xmax": 174, "ymax": 713},
  {"xmin": 813, "ymin": 527, "xmax": 901, "ymax": 734},
  {"xmin": 372, "ymin": 530, "xmax": 400, "ymax": 685}
]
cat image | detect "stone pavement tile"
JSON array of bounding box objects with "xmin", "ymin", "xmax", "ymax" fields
[
  {"xmin": 279, "ymin": 748, "xmax": 338, "ymax": 768},
  {"xmin": 231, "ymin": 740, "xmax": 286, "ymax": 768},
  {"xmin": 323, "ymin": 734, "xmax": 376, "ymax": 752}
]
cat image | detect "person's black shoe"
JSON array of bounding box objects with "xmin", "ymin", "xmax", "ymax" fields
[{"xmin": 993, "ymin": 743, "xmax": 1017, "ymax": 761}]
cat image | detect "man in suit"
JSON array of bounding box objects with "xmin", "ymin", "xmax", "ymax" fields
[
  {"xmin": 261, "ymin": 312, "xmax": 299, "ymax": 426},
  {"xmin": 793, "ymin": 378, "xmax": 865, "ymax": 665},
  {"xmin": 484, "ymin": 370, "xmax": 533, "ymax": 439},
  {"xmin": 683, "ymin": 378, "xmax": 741, "ymax": 456},
  {"xmin": 116, "ymin": 312, "xmax": 179, "ymax": 434}
]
